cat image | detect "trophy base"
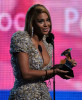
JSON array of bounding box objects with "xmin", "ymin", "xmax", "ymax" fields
[{"xmin": 51, "ymin": 64, "xmax": 74, "ymax": 79}]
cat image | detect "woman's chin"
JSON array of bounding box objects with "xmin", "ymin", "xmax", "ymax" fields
[{"xmin": 43, "ymin": 31, "xmax": 49, "ymax": 35}]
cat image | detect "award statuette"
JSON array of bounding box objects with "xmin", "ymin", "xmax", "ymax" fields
[
  {"xmin": 60, "ymin": 48, "xmax": 74, "ymax": 79},
  {"xmin": 51, "ymin": 48, "xmax": 75, "ymax": 79}
]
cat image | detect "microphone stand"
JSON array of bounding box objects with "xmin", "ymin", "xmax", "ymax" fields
[
  {"xmin": 52, "ymin": 41, "xmax": 55, "ymax": 100},
  {"xmin": 46, "ymin": 33, "xmax": 55, "ymax": 100}
]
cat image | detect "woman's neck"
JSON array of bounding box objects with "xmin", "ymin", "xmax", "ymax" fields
[{"xmin": 32, "ymin": 34, "xmax": 43, "ymax": 42}]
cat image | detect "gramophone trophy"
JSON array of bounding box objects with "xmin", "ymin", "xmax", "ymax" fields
[
  {"xmin": 60, "ymin": 48, "xmax": 74, "ymax": 79},
  {"xmin": 51, "ymin": 48, "xmax": 75, "ymax": 79}
]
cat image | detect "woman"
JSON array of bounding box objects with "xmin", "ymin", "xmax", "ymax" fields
[{"xmin": 9, "ymin": 4, "xmax": 76, "ymax": 100}]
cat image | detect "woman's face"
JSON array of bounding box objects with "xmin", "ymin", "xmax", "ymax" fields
[{"xmin": 34, "ymin": 13, "xmax": 51, "ymax": 36}]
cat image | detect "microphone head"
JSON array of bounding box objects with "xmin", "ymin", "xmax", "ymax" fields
[
  {"xmin": 46, "ymin": 33, "xmax": 54, "ymax": 44},
  {"xmin": 48, "ymin": 33, "xmax": 54, "ymax": 39}
]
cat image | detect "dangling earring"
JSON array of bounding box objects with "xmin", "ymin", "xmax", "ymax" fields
[{"xmin": 31, "ymin": 27, "xmax": 34, "ymax": 37}]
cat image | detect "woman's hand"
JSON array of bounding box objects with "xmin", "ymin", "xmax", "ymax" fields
[
  {"xmin": 54, "ymin": 68, "xmax": 73, "ymax": 79},
  {"xmin": 70, "ymin": 59, "xmax": 77, "ymax": 67},
  {"xmin": 55, "ymin": 68, "xmax": 68, "ymax": 75}
]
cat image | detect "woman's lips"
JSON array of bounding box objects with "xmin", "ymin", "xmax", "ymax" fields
[{"xmin": 43, "ymin": 28, "xmax": 50, "ymax": 32}]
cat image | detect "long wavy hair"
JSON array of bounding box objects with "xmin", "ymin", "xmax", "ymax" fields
[{"xmin": 24, "ymin": 4, "xmax": 52, "ymax": 36}]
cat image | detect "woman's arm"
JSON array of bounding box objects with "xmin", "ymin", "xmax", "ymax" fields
[
  {"xmin": 16, "ymin": 52, "xmax": 71, "ymax": 80},
  {"xmin": 16, "ymin": 52, "xmax": 53, "ymax": 79}
]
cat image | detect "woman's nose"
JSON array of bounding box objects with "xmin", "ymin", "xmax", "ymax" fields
[{"xmin": 44, "ymin": 21, "xmax": 47, "ymax": 27}]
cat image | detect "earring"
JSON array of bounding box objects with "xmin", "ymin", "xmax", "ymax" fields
[{"xmin": 31, "ymin": 27, "xmax": 34, "ymax": 37}]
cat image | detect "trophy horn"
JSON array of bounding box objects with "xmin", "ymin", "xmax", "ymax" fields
[{"xmin": 61, "ymin": 48, "xmax": 72, "ymax": 59}]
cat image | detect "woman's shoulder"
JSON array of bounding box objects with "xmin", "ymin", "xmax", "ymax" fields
[
  {"xmin": 12, "ymin": 31, "xmax": 30, "ymax": 38},
  {"xmin": 10, "ymin": 31, "xmax": 31, "ymax": 53},
  {"xmin": 11, "ymin": 31, "xmax": 31, "ymax": 42}
]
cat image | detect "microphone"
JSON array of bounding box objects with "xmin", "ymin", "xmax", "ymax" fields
[{"xmin": 46, "ymin": 33, "xmax": 54, "ymax": 45}]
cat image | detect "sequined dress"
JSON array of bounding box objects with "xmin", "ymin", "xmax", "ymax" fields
[{"xmin": 9, "ymin": 31, "xmax": 53, "ymax": 100}]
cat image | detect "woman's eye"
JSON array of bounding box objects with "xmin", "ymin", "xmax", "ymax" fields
[
  {"xmin": 38, "ymin": 20, "xmax": 44, "ymax": 23},
  {"xmin": 37, "ymin": 18, "xmax": 50, "ymax": 23},
  {"xmin": 47, "ymin": 18, "xmax": 50, "ymax": 22}
]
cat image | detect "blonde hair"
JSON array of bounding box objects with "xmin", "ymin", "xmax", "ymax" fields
[{"xmin": 24, "ymin": 4, "xmax": 52, "ymax": 36}]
